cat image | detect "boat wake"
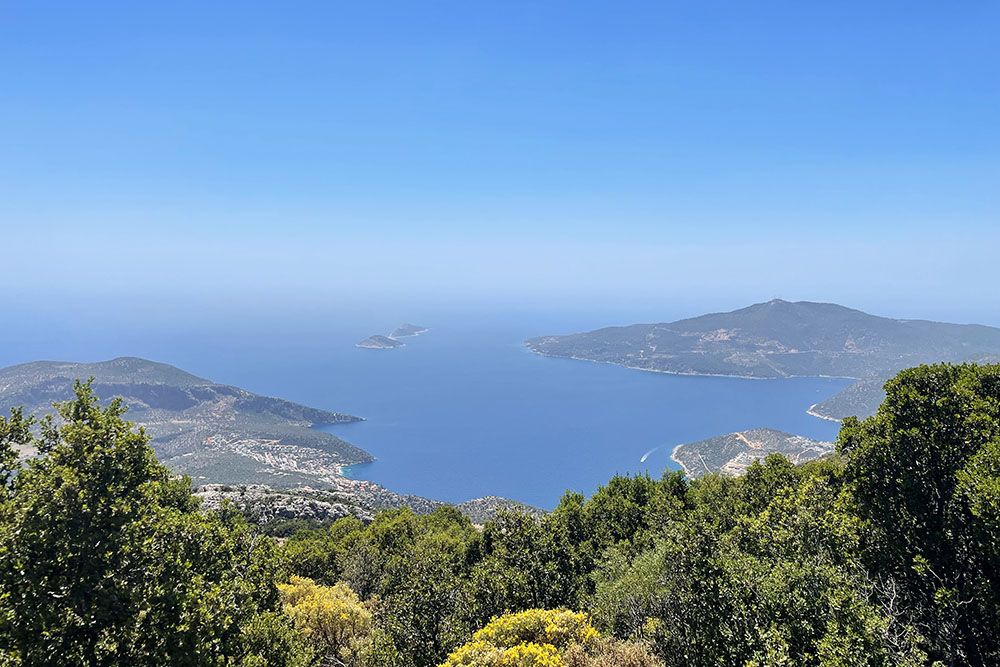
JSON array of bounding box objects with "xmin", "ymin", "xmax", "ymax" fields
[{"xmin": 640, "ymin": 445, "xmax": 664, "ymax": 463}]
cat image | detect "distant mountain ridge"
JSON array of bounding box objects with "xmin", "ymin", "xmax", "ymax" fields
[
  {"xmin": 526, "ymin": 300, "xmax": 1000, "ymax": 419},
  {"xmin": 0, "ymin": 356, "xmax": 211, "ymax": 389}
]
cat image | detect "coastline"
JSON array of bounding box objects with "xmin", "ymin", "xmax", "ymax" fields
[
  {"xmin": 806, "ymin": 404, "xmax": 843, "ymax": 423},
  {"xmin": 524, "ymin": 343, "xmax": 854, "ymax": 429},
  {"xmin": 522, "ymin": 344, "xmax": 859, "ymax": 382},
  {"xmin": 356, "ymin": 327, "xmax": 430, "ymax": 349},
  {"xmin": 670, "ymin": 443, "xmax": 693, "ymax": 476},
  {"xmin": 391, "ymin": 327, "xmax": 430, "ymax": 339}
]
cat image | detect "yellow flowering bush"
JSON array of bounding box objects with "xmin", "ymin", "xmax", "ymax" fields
[
  {"xmin": 473, "ymin": 609, "xmax": 598, "ymax": 650},
  {"xmin": 443, "ymin": 639, "xmax": 564, "ymax": 667},
  {"xmin": 440, "ymin": 609, "xmax": 599, "ymax": 666},
  {"xmin": 278, "ymin": 575, "xmax": 373, "ymax": 661},
  {"xmin": 498, "ymin": 642, "xmax": 564, "ymax": 666}
]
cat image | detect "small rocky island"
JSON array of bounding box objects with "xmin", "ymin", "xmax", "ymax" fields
[
  {"xmin": 356, "ymin": 334, "xmax": 405, "ymax": 349},
  {"xmin": 356, "ymin": 324, "xmax": 429, "ymax": 350},
  {"xmin": 390, "ymin": 323, "xmax": 429, "ymax": 338},
  {"xmin": 672, "ymin": 427, "xmax": 834, "ymax": 477}
]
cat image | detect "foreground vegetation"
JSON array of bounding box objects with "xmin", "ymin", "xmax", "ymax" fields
[{"xmin": 1, "ymin": 364, "xmax": 999, "ymax": 666}]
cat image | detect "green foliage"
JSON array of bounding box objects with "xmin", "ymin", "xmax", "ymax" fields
[
  {"xmin": 237, "ymin": 612, "xmax": 312, "ymax": 667},
  {"xmin": 467, "ymin": 511, "xmax": 581, "ymax": 627},
  {"xmin": 261, "ymin": 517, "xmax": 336, "ymax": 538},
  {"xmin": 0, "ymin": 381, "xmax": 305, "ymax": 666},
  {"xmin": 5, "ymin": 364, "xmax": 1000, "ymax": 666},
  {"xmin": 0, "ymin": 407, "xmax": 33, "ymax": 494},
  {"xmin": 957, "ymin": 438, "xmax": 1000, "ymax": 540},
  {"xmin": 282, "ymin": 506, "xmax": 478, "ymax": 666},
  {"xmin": 590, "ymin": 455, "xmax": 929, "ymax": 666},
  {"xmin": 840, "ymin": 363, "xmax": 1000, "ymax": 664}
]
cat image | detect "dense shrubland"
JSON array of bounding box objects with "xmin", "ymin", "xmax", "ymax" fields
[{"xmin": 1, "ymin": 364, "xmax": 999, "ymax": 665}]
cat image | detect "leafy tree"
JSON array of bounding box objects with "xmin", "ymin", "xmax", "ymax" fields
[
  {"xmin": 467, "ymin": 511, "xmax": 581, "ymax": 628},
  {"xmin": 282, "ymin": 517, "xmax": 366, "ymax": 584},
  {"xmin": 238, "ymin": 613, "xmax": 313, "ymax": 667},
  {"xmin": 0, "ymin": 407, "xmax": 33, "ymax": 494},
  {"xmin": 590, "ymin": 520, "xmax": 728, "ymax": 665},
  {"xmin": 957, "ymin": 438, "xmax": 1000, "ymax": 545},
  {"xmin": 0, "ymin": 382, "xmax": 303, "ymax": 666},
  {"xmin": 840, "ymin": 363, "xmax": 1000, "ymax": 664},
  {"xmin": 284, "ymin": 507, "xmax": 477, "ymax": 666},
  {"xmin": 583, "ymin": 476, "xmax": 662, "ymax": 555},
  {"xmin": 378, "ymin": 533, "xmax": 472, "ymax": 667},
  {"xmin": 592, "ymin": 466, "xmax": 925, "ymax": 666}
]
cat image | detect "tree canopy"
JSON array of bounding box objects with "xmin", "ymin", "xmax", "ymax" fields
[
  {"xmin": 0, "ymin": 382, "xmax": 306, "ymax": 666},
  {"xmin": 2, "ymin": 364, "xmax": 999, "ymax": 666}
]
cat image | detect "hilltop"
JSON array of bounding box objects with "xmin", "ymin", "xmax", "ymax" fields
[{"xmin": 526, "ymin": 299, "xmax": 1000, "ymax": 418}]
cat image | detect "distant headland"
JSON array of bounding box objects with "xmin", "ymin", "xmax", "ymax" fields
[
  {"xmin": 526, "ymin": 299, "xmax": 1000, "ymax": 420},
  {"xmin": 0, "ymin": 355, "xmax": 533, "ymax": 522}
]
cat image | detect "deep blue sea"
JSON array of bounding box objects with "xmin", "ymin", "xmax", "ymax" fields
[{"xmin": 1, "ymin": 299, "xmax": 849, "ymax": 509}]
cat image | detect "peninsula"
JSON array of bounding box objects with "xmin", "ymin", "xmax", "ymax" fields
[
  {"xmin": 526, "ymin": 299, "xmax": 1000, "ymax": 419},
  {"xmin": 0, "ymin": 356, "xmax": 532, "ymax": 522},
  {"xmin": 0, "ymin": 357, "xmax": 370, "ymax": 487}
]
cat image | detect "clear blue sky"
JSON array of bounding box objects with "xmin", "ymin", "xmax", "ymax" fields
[{"xmin": 2, "ymin": 2, "xmax": 998, "ymax": 320}]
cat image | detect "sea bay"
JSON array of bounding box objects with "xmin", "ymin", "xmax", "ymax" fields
[{"xmin": 0, "ymin": 301, "xmax": 850, "ymax": 509}]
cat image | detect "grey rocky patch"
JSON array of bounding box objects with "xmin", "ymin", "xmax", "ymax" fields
[{"xmin": 672, "ymin": 427, "xmax": 834, "ymax": 478}]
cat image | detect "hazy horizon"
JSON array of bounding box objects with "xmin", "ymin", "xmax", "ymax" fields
[{"xmin": 3, "ymin": 2, "xmax": 998, "ymax": 322}]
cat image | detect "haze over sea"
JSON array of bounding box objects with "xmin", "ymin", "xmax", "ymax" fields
[{"xmin": 1, "ymin": 296, "xmax": 870, "ymax": 509}]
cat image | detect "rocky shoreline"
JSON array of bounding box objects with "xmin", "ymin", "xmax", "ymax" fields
[{"xmin": 195, "ymin": 483, "xmax": 543, "ymax": 527}]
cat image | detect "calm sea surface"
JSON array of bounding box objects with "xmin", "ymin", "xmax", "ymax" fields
[{"xmin": 1, "ymin": 303, "xmax": 850, "ymax": 509}]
